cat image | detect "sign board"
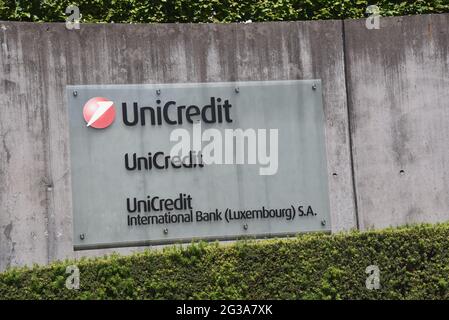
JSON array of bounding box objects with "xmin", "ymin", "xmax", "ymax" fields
[{"xmin": 67, "ymin": 80, "xmax": 331, "ymax": 250}]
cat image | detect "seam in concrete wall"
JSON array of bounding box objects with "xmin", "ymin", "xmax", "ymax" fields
[{"xmin": 342, "ymin": 20, "xmax": 360, "ymax": 230}]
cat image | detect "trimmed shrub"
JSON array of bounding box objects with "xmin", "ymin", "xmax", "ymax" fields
[
  {"xmin": 0, "ymin": 0, "xmax": 448, "ymax": 23},
  {"xmin": 1, "ymin": 223, "xmax": 449, "ymax": 299}
]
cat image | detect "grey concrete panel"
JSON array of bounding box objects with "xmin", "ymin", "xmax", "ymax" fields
[
  {"xmin": 0, "ymin": 20, "xmax": 354, "ymax": 270},
  {"xmin": 344, "ymin": 14, "xmax": 449, "ymax": 230}
]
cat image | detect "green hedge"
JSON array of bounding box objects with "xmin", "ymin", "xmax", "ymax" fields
[
  {"xmin": 0, "ymin": 0, "xmax": 448, "ymax": 23},
  {"xmin": 2, "ymin": 223, "xmax": 449, "ymax": 299}
]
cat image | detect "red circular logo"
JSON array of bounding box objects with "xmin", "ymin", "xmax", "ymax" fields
[{"xmin": 83, "ymin": 97, "xmax": 116, "ymax": 129}]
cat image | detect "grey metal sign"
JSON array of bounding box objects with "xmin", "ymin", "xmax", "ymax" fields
[{"xmin": 67, "ymin": 80, "xmax": 330, "ymax": 250}]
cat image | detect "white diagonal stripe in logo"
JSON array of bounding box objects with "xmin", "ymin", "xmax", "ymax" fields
[{"xmin": 87, "ymin": 101, "xmax": 114, "ymax": 127}]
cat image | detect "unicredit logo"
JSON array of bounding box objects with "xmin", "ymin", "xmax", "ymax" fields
[{"xmin": 83, "ymin": 97, "xmax": 116, "ymax": 129}]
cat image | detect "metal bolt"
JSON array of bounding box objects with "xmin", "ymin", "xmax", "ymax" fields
[
  {"xmin": 156, "ymin": 89, "xmax": 161, "ymax": 95},
  {"xmin": 79, "ymin": 233, "xmax": 85, "ymax": 240},
  {"xmin": 243, "ymin": 224, "xmax": 248, "ymax": 230},
  {"xmin": 163, "ymin": 228, "xmax": 168, "ymax": 234},
  {"xmin": 73, "ymin": 90, "xmax": 78, "ymax": 97},
  {"xmin": 235, "ymin": 87, "xmax": 240, "ymax": 93},
  {"xmin": 321, "ymin": 220, "xmax": 326, "ymax": 226},
  {"xmin": 312, "ymin": 84, "xmax": 317, "ymax": 90}
]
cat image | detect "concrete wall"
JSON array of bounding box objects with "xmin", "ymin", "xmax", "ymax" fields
[
  {"xmin": 0, "ymin": 13, "xmax": 447, "ymax": 271},
  {"xmin": 345, "ymin": 14, "xmax": 449, "ymax": 230}
]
